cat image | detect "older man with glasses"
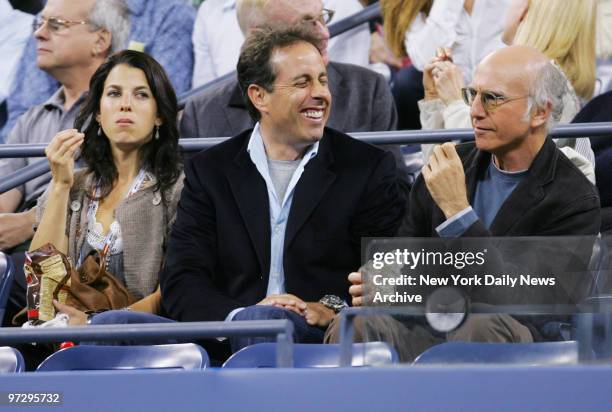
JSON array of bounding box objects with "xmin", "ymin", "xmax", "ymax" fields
[{"xmin": 328, "ymin": 45, "xmax": 601, "ymax": 362}]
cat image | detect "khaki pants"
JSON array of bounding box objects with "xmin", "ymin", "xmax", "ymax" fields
[{"xmin": 324, "ymin": 313, "xmax": 533, "ymax": 363}]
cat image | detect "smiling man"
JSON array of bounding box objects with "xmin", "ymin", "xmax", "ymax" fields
[{"xmin": 160, "ymin": 26, "xmax": 404, "ymax": 358}]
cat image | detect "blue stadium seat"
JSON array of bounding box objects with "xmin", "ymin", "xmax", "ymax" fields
[
  {"xmin": 414, "ymin": 341, "xmax": 579, "ymax": 365},
  {"xmin": 36, "ymin": 343, "xmax": 209, "ymax": 372},
  {"xmin": 0, "ymin": 346, "xmax": 25, "ymax": 373},
  {"xmin": 0, "ymin": 252, "xmax": 14, "ymax": 324},
  {"xmin": 222, "ymin": 342, "xmax": 398, "ymax": 368}
]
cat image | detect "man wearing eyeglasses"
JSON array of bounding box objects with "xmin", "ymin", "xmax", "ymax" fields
[
  {"xmin": 331, "ymin": 46, "xmax": 601, "ymax": 361},
  {"xmin": 403, "ymin": 46, "xmax": 599, "ymax": 242}
]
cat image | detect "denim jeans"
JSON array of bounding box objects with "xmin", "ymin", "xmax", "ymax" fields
[
  {"xmin": 230, "ymin": 305, "xmax": 325, "ymax": 353},
  {"xmin": 86, "ymin": 311, "xmax": 177, "ymax": 345}
]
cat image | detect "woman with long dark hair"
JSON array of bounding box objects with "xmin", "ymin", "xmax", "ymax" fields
[{"xmin": 30, "ymin": 50, "xmax": 183, "ymax": 323}]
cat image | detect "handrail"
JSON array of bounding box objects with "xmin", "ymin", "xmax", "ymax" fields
[
  {"xmin": 1, "ymin": 122, "xmax": 611, "ymax": 195},
  {"xmin": 0, "ymin": 320, "xmax": 295, "ymax": 367},
  {"xmin": 176, "ymin": 2, "xmax": 382, "ymax": 109}
]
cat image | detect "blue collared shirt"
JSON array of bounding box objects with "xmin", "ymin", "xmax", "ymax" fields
[{"xmin": 225, "ymin": 123, "xmax": 319, "ymax": 321}]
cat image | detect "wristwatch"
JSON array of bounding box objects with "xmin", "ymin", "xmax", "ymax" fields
[{"xmin": 319, "ymin": 295, "xmax": 349, "ymax": 313}]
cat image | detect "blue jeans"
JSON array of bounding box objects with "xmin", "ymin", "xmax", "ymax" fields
[
  {"xmin": 87, "ymin": 311, "xmax": 176, "ymax": 345},
  {"xmin": 230, "ymin": 305, "xmax": 325, "ymax": 353}
]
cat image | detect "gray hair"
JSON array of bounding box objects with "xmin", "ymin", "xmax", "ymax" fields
[
  {"xmin": 524, "ymin": 61, "xmax": 569, "ymax": 133},
  {"xmin": 89, "ymin": 0, "xmax": 130, "ymax": 55}
]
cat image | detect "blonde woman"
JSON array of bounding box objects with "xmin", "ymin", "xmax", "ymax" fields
[{"xmin": 504, "ymin": 0, "xmax": 596, "ymax": 101}]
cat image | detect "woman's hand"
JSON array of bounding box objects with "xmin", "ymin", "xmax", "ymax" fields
[
  {"xmin": 53, "ymin": 300, "xmax": 88, "ymax": 326},
  {"xmin": 423, "ymin": 57, "xmax": 442, "ymax": 100},
  {"xmin": 432, "ymin": 61, "xmax": 465, "ymax": 106},
  {"xmin": 45, "ymin": 129, "xmax": 84, "ymax": 189}
]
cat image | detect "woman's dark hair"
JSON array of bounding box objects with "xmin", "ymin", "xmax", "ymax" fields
[{"xmin": 74, "ymin": 49, "xmax": 181, "ymax": 199}]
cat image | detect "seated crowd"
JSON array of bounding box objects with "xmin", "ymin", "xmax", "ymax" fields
[{"xmin": 0, "ymin": 0, "xmax": 610, "ymax": 368}]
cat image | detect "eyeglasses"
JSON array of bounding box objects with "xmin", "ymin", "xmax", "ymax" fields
[
  {"xmin": 302, "ymin": 8, "xmax": 335, "ymax": 27},
  {"xmin": 461, "ymin": 87, "xmax": 528, "ymax": 114},
  {"xmin": 33, "ymin": 16, "xmax": 91, "ymax": 33}
]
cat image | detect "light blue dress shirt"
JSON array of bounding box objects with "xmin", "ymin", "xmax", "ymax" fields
[{"xmin": 225, "ymin": 123, "xmax": 319, "ymax": 321}]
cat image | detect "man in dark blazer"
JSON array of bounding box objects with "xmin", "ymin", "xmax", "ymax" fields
[
  {"xmin": 330, "ymin": 46, "xmax": 600, "ymax": 361},
  {"xmin": 160, "ymin": 27, "xmax": 404, "ymax": 357}
]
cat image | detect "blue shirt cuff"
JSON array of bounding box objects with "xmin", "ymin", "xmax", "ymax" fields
[{"xmin": 435, "ymin": 207, "xmax": 478, "ymax": 237}]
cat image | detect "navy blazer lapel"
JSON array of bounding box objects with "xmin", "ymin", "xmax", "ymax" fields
[
  {"xmin": 227, "ymin": 135, "xmax": 271, "ymax": 277},
  {"xmin": 489, "ymin": 139, "xmax": 557, "ymax": 234},
  {"xmin": 284, "ymin": 132, "xmax": 337, "ymax": 251}
]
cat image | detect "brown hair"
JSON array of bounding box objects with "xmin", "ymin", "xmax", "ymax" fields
[{"xmin": 381, "ymin": 0, "xmax": 433, "ymax": 58}]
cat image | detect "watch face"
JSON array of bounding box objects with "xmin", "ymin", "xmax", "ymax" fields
[
  {"xmin": 425, "ymin": 287, "xmax": 468, "ymax": 333},
  {"xmin": 321, "ymin": 295, "xmax": 347, "ymax": 311}
]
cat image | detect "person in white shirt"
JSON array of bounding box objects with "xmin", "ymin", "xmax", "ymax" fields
[
  {"xmin": 0, "ymin": 0, "xmax": 34, "ymax": 105},
  {"xmin": 191, "ymin": 0, "xmax": 371, "ymax": 88}
]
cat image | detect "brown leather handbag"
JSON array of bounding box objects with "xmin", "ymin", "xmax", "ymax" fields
[
  {"xmin": 16, "ymin": 243, "xmax": 137, "ymax": 325},
  {"xmin": 66, "ymin": 249, "xmax": 138, "ymax": 312}
]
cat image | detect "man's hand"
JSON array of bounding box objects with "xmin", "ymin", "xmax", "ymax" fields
[
  {"xmin": 53, "ymin": 300, "xmax": 87, "ymax": 326},
  {"xmin": 422, "ymin": 143, "xmax": 470, "ymax": 219},
  {"xmin": 257, "ymin": 294, "xmax": 307, "ymax": 316},
  {"xmin": 304, "ymin": 302, "xmax": 335, "ymax": 327},
  {"xmin": 348, "ymin": 271, "xmax": 364, "ymax": 307},
  {"xmin": 0, "ymin": 209, "xmax": 35, "ymax": 250}
]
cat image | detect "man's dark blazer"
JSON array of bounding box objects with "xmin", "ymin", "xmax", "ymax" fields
[
  {"xmin": 397, "ymin": 138, "xmax": 601, "ymax": 339},
  {"xmin": 399, "ymin": 138, "xmax": 600, "ymax": 237},
  {"xmin": 160, "ymin": 127, "xmax": 405, "ymax": 322},
  {"xmin": 180, "ymin": 62, "xmax": 397, "ymax": 138}
]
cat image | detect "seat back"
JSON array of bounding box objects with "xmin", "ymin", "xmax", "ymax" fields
[
  {"xmin": 414, "ymin": 341, "xmax": 579, "ymax": 365},
  {"xmin": 36, "ymin": 343, "xmax": 209, "ymax": 371},
  {"xmin": 222, "ymin": 342, "xmax": 398, "ymax": 368},
  {"xmin": 0, "ymin": 252, "xmax": 14, "ymax": 324},
  {"xmin": 0, "ymin": 346, "xmax": 25, "ymax": 373}
]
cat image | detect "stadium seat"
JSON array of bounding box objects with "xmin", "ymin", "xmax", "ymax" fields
[
  {"xmin": 36, "ymin": 343, "xmax": 209, "ymax": 372},
  {"xmin": 0, "ymin": 346, "xmax": 25, "ymax": 373},
  {"xmin": 414, "ymin": 341, "xmax": 579, "ymax": 365},
  {"xmin": 222, "ymin": 342, "xmax": 398, "ymax": 368},
  {"xmin": 0, "ymin": 252, "xmax": 14, "ymax": 324}
]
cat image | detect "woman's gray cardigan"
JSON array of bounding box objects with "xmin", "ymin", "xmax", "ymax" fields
[{"xmin": 36, "ymin": 170, "xmax": 184, "ymax": 299}]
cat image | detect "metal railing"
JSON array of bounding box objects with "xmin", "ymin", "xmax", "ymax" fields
[
  {"xmin": 0, "ymin": 319, "xmax": 295, "ymax": 367},
  {"xmin": 176, "ymin": 2, "xmax": 382, "ymax": 109},
  {"xmin": 2, "ymin": 122, "xmax": 611, "ymax": 195}
]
